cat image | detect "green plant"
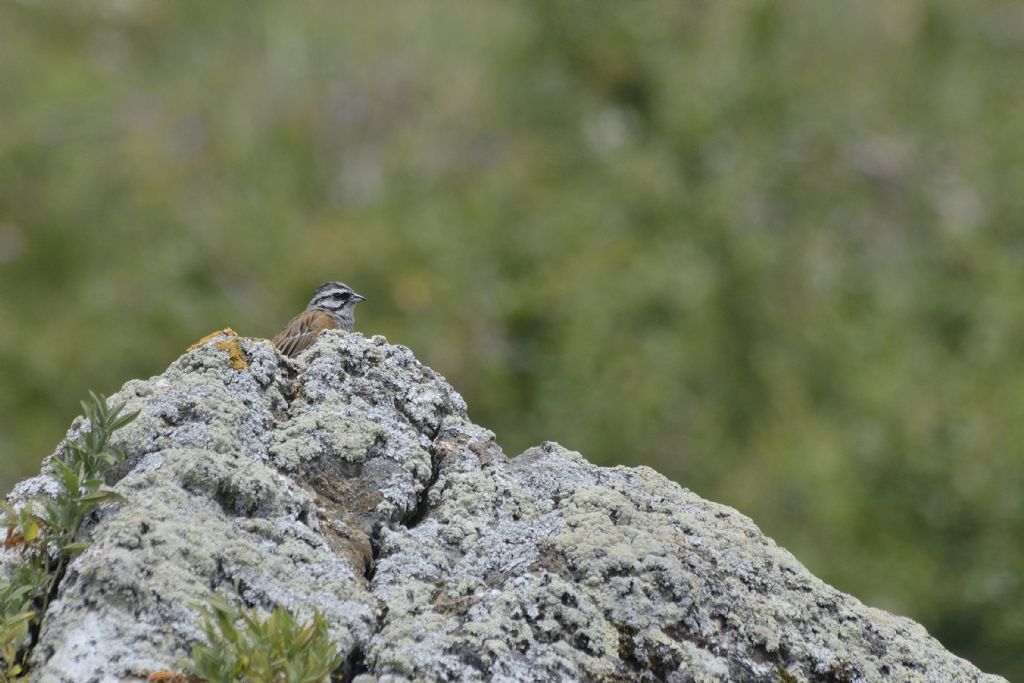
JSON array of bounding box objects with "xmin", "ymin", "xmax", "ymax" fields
[
  {"xmin": 36, "ymin": 392, "xmax": 137, "ymax": 596},
  {"xmin": 190, "ymin": 595, "xmax": 342, "ymax": 683},
  {"xmin": 0, "ymin": 392, "xmax": 137, "ymax": 681},
  {"xmin": 0, "ymin": 563, "xmax": 48, "ymax": 682}
]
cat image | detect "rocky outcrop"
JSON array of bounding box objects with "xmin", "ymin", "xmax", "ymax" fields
[{"xmin": 2, "ymin": 331, "xmax": 1005, "ymax": 682}]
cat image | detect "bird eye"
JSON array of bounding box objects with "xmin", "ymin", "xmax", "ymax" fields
[{"xmin": 337, "ymin": 292, "xmax": 352, "ymax": 301}]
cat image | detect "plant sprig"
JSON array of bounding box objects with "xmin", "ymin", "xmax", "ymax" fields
[
  {"xmin": 189, "ymin": 595, "xmax": 342, "ymax": 683},
  {"xmin": 0, "ymin": 392, "xmax": 138, "ymax": 681}
]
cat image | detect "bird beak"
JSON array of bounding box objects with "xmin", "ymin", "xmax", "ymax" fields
[{"xmin": 352, "ymin": 293, "xmax": 367, "ymax": 303}]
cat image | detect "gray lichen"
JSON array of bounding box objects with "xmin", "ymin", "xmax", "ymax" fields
[{"xmin": 2, "ymin": 330, "xmax": 1005, "ymax": 682}]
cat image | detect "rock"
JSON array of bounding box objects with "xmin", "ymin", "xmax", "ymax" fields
[{"xmin": 2, "ymin": 330, "xmax": 1005, "ymax": 682}]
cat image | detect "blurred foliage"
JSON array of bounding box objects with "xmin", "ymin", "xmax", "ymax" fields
[{"xmin": 0, "ymin": 0, "xmax": 1022, "ymax": 678}]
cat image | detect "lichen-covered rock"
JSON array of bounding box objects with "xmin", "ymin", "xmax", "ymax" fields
[
  {"xmin": 2, "ymin": 330, "xmax": 1005, "ymax": 682},
  {"xmin": 370, "ymin": 427, "xmax": 999, "ymax": 682}
]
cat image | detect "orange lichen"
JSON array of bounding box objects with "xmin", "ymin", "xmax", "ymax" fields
[
  {"xmin": 186, "ymin": 328, "xmax": 248, "ymax": 371},
  {"xmin": 186, "ymin": 327, "xmax": 239, "ymax": 352},
  {"xmin": 214, "ymin": 339, "xmax": 249, "ymax": 371}
]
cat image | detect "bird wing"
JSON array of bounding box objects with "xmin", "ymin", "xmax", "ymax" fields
[{"xmin": 272, "ymin": 309, "xmax": 336, "ymax": 357}]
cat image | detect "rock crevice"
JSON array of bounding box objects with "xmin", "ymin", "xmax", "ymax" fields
[{"xmin": 1, "ymin": 330, "xmax": 1004, "ymax": 682}]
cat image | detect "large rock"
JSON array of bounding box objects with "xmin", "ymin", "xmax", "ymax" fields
[{"xmin": 2, "ymin": 331, "xmax": 1004, "ymax": 682}]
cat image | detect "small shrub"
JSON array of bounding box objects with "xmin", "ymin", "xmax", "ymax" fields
[
  {"xmin": 0, "ymin": 392, "xmax": 137, "ymax": 681},
  {"xmin": 190, "ymin": 595, "xmax": 342, "ymax": 683}
]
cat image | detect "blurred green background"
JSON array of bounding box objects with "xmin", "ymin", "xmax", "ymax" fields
[{"xmin": 1, "ymin": 0, "xmax": 1022, "ymax": 677}]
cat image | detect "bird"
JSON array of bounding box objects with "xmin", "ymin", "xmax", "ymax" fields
[{"xmin": 272, "ymin": 281, "xmax": 366, "ymax": 356}]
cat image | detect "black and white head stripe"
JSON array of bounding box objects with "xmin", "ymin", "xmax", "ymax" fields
[{"xmin": 308, "ymin": 281, "xmax": 366, "ymax": 311}]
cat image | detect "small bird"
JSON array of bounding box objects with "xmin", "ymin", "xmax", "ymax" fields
[{"xmin": 272, "ymin": 281, "xmax": 366, "ymax": 356}]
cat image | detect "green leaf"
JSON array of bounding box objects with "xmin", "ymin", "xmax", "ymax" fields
[
  {"xmin": 20, "ymin": 520, "xmax": 39, "ymax": 544},
  {"xmin": 0, "ymin": 612, "xmax": 35, "ymax": 631},
  {"xmin": 62, "ymin": 542, "xmax": 90, "ymax": 555},
  {"xmin": 49, "ymin": 458, "xmax": 80, "ymax": 495},
  {"xmin": 76, "ymin": 489, "xmax": 123, "ymax": 504},
  {"xmin": 109, "ymin": 410, "xmax": 140, "ymax": 432}
]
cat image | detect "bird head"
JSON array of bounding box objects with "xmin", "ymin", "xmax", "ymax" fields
[{"xmin": 308, "ymin": 281, "xmax": 366, "ymax": 316}]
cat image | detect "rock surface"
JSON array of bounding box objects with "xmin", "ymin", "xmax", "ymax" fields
[{"xmin": 2, "ymin": 330, "xmax": 1005, "ymax": 682}]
